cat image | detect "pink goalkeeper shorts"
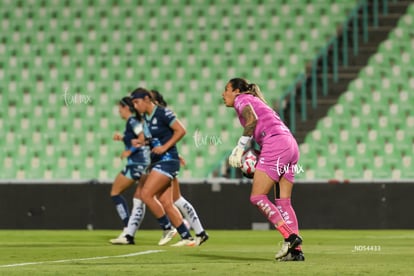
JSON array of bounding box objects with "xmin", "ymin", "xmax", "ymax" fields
[{"xmin": 255, "ymin": 134, "xmax": 300, "ymax": 183}]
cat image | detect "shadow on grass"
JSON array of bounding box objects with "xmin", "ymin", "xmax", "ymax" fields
[{"xmin": 185, "ymin": 252, "xmax": 269, "ymax": 262}]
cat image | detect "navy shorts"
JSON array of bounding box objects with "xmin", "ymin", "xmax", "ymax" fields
[
  {"xmin": 121, "ymin": 163, "xmax": 148, "ymax": 180},
  {"xmin": 150, "ymin": 160, "xmax": 180, "ymax": 179}
]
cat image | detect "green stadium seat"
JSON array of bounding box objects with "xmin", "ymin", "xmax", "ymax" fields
[
  {"xmin": 301, "ymin": 4, "xmax": 414, "ymax": 180},
  {"xmin": 0, "ymin": 0, "xmax": 363, "ymax": 180}
]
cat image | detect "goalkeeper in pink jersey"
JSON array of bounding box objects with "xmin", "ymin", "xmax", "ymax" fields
[{"xmin": 222, "ymin": 77, "xmax": 304, "ymax": 261}]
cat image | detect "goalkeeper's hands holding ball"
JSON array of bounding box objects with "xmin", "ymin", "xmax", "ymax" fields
[{"xmin": 229, "ymin": 136, "xmax": 251, "ymax": 167}]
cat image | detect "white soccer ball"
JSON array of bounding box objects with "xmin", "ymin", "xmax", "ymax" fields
[{"xmin": 240, "ymin": 149, "xmax": 259, "ymax": 177}]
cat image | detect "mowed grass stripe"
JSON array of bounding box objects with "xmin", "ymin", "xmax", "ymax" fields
[{"xmin": 0, "ymin": 230, "xmax": 412, "ymax": 275}]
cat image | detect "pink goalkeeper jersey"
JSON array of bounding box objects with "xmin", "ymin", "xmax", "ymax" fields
[{"xmin": 233, "ymin": 93, "xmax": 292, "ymax": 145}]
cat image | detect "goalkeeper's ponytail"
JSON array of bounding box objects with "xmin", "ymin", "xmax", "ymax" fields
[{"xmin": 229, "ymin": 78, "xmax": 267, "ymax": 104}]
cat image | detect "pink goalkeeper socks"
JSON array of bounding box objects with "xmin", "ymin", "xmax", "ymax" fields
[
  {"xmin": 275, "ymin": 198, "xmax": 299, "ymax": 233},
  {"xmin": 275, "ymin": 198, "xmax": 301, "ymax": 249},
  {"xmin": 250, "ymin": 195, "xmax": 294, "ymax": 239}
]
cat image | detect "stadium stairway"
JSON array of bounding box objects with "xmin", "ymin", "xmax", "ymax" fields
[{"xmin": 289, "ymin": 0, "xmax": 412, "ymax": 144}]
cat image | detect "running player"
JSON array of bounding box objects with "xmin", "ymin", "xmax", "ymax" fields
[
  {"xmin": 110, "ymin": 90, "xmax": 209, "ymax": 246},
  {"xmin": 222, "ymin": 78, "xmax": 304, "ymax": 261},
  {"xmin": 109, "ymin": 97, "xmax": 150, "ymax": 243},
  {"xmin": 130, "ymin": 87, "xmax": 195, "ymax": 247},
  {"xmin": 151, "ymin": 90, "xmax": 209, "ymax": 245}
]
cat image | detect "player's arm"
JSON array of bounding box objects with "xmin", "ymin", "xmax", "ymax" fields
[
  {"xmin": 131, "ymin": 132, "xmax": 146, "ymax": 147},
  {"xmin": 113, "ymin": 133, "xmax": 123, "ymax": 141},
  {"xmin": 178, "ymin": 155, "xmax": 187, "ymax": 167},
  {"xmin": 120, "ymin": 133, "xmax": 133, "ymax": 159},
  {"xmin": 120, "ymin": 149, "xmax": 131, "ymax": 159},
  {"xmin": 152, "ymin": 119, "xmax": 186, "ymax": 155},
  {"xmin": 129, "ymin": 120, "xmax": 147, "ymax": 148},
  {"xmin": 241, "ymin": 104, "xmax": 257, "ymax": 136},
  {"xmin": 229, "ymin": 104, "xmax": 257, "ymax": 167}
]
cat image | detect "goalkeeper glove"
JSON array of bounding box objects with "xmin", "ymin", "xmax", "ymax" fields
[{"xmin": 229, "ymin": 136, "xmax": 251, "ymax": 167}]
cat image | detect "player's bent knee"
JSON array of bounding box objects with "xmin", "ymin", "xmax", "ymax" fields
[
  {"xmin": 250, "ymin": 194, "xmax": 267, "ymax": 206},
  {"xmin": 110, "ymin": 186, "xmax": 121, "ymax": 196},
  {"xmin": 133, "ymin": 190, "xmax": 141, "ymax": 199},
  {"xmin": 139, "ymin": 189, "xmax": 153, "ymax": 203},
  {"xmin": 158, "ymin": 198, "xmax": 169, "ymax": 207}
]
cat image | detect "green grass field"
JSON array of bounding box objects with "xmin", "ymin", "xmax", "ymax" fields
[{"xmin": 0, "ymin": 230, "xmax": 413, "ymax": 275}]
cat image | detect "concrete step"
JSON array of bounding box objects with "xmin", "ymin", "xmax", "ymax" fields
[
  {"xmin": 316, "ymin": 75, "xmax": 359, "ymax": 86},
  {"xmin": 356, "ymin": 13, "xmax": 406, "ymax": 27},
  {"xmin": 337, "ymin": 51, "xmax": 375, "ymax": 66},
  {"xmin": 326, "ymin": 82, "xmax": 355, "ymax": 93},
  {"xmin": 341, "ymin": 26, "xmax": 396, "ymax": 41},
  {"xmin": 337, "ymin": 66, "xmax": 363, "ymax": 75},
  {"xmin": 285, "ymin": 0, "xmax": 412, "ymax": 144},
  {"xmin": 366, "ymin": 1, "xmax": 412, "ymax": 14}
]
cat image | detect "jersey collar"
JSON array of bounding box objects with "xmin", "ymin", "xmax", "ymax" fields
[{"xmin": 145, "ymin": 105, "xmax": 158, "ymax": 121}]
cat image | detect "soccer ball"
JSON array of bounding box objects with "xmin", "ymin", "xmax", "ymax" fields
[{"xmin": 240, "ymin": 149, "xmax": 259, "ymax": 177}]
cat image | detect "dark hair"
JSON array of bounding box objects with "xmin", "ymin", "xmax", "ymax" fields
[
  {"xmin": 120, "ymin": 97, "xmax": 135, "ymax": 112},
  {"xmin": 228, "ymin": 78, "xmax": 267, "ymax": 103},
  {"xmin": 130, "ymin": 87, "xmax": 153, "ymax": 101},
  {"xmin": 119, "ymin": 96, "xmax": 141, "ymax": 120},
  {"xmin": 151, "ymin": 89, "xmax": 168, "ymax": 107}
]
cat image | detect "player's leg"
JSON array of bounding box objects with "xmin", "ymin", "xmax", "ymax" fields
[
  {"xmin": 110, "ymin": 195, "xmax": 145, "ymax": 245},
  {"xmin": 250, "ymin": 170, "xmax": 291, "ymax": 230},
  {"xmin": 140, "ymin": 170, "xmax": 175, "ymax": 245},
  {"xmin": 252, "ymin": 137, "xmax": 302, "ymax": 260},
  {"xmin": 172, "ymin": 178, "xmax": 209, "ymax": 245},
  {"xmin": 275, "ymin": 146, "xmax": 299, "ymax": 234},
  {"xmin": 140, "ymin": 168, "xmax": 194, "ymax": 246},
  {"xmin": 275, "ymin": 181, "xmax": 304, "ymax": 260},
  {"xmin": 171, "ymin": 177, "xmax": 187, "ymax": 226},
  {"xmin": 251, "ymin": 172, "xmax": 301, "ymax": 259},
  {"xmin": 273, "ymin": 176, "xmax": 303, "ymax": 260},
  {"xmin": 274, "ymin": 178, "xmax": 296, "ymax": 233},
  {"xmin": 158, "ymin": 184, "xmax": 183, "ymax": 227},
  {"xmin": 140, "ymin": 169, "xmax": 172, "ymax": 221},
  {"xmin": 110, "ymin": 170, "xmax": 135, "ymax": 227},
  {"xmin": 274, "ymin": 138, "xmax": 304, "ymax": 261},
  {"xmin": 157, "ymin": 181, "xmax": 195, "ymax": 246},
  {"xmin": 158, "ymin": 185, "xmax": 191, "ymax": 246},
  {"xmin": 110, "ymin": 174, "xmax": 147, "ymax": 245}
]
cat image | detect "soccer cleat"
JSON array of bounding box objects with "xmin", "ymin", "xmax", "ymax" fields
[
  {"xmin": 116, "ymin": 227, "xmax": 128, "ymax": 239},
  {"xmin": 110, "ymin": 234, "xmax": 135, "ymax": 245},
  {"xmin": 194, "ymin": 232, "xmax": 209, "ymax": 246},
  {"xmin": 278, "ymin": 250, "xmax": 305, "ymax": 262},
  {"xmin": 171, "ymin": 238, "xmax": 196, "ymax": 247},
  {"xmin": 158, "ymin": 228, "xmax": 178, "ymax": 246},
  {"xmin": 274, "ymin": 234, "xmax": 303, "ymax": 260}
]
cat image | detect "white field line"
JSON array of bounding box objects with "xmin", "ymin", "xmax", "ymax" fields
[{"xmin": 0, "ymin": 249, "xmax": 165, "ymax": 268}]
